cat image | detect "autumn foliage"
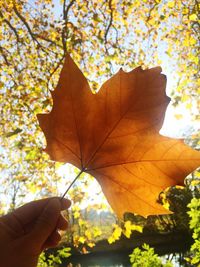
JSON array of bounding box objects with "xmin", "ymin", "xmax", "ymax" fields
[{"xmin": 0, "ymin": 0, "xmax": 199, "ymax": 264}]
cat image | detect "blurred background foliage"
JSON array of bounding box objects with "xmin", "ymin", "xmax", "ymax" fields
[{"xmin": 0, "ymin": 0, "xmax": 199, "ymax": 266}]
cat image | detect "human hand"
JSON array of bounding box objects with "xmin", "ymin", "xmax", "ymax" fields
[{"xmin": 0, "ymin": 197, "xmax": 71, "ymax": 267}]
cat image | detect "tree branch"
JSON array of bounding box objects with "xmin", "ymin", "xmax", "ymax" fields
[
  {"xmin": 146, "ymin": 2, "xmax": 158, "ymax": 23},
  {"xmin": 62, "ymin": 0, "xmax": 76, "ymax": 55},
  {"xmin": 13, "ymin": 4, "xmax": 41, "ymax": 47},
  {"xmin": 104, "ymin": 0, "xmax": 113, "ymax": 45},
  {"xmin": 0, "ymin": 46, "xmax": 10, "ymax": 66},
  {"xmin": 47, "ymin": 55, "xmax": 65, "ymax": 89},
  {"xmin": 34, "ymin": 33, "xmax": 63, "ymax": 49},
  {"xmin": 0, "ymin": 10, "xmax": 20, "ymax": 44}
]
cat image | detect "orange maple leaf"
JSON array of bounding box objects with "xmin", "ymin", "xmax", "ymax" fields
[{"xmin": 37, "ymin": 54, "xmax": 200, "ymax": 217}]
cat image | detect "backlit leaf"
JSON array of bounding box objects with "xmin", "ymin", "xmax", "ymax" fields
[{"xmin": 38, "ymin": 54, "xmax": 200, "ymax": 217}]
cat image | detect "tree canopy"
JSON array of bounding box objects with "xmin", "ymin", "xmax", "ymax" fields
[{"xmin": 0, "ymin": 0, "xmax": 199, "ymax": 260}]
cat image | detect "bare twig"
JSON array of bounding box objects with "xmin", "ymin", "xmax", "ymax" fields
[
  {"xmin": 62, "ymin": 0, "xmax": 76, "ymax": 55},
  {"xmin": 47, "ymin": 55, "xmax": 65, "ymax": 89},
  {"xmin": 104, "ymin": 0, "xmax": 114, "ymax": 72},
  {"xmin": 12, "ymin": 4, "xmax": 60, "ymax": 55},
  {"xmin": 0, "ymin": 10, "xmax": 20, "ymax": 44},
  {"xmin": 0, "ymin": 46, "xmax": 10, "ymax": 66},
  {"xmin": 104, "ymin": 0, "xmax": 113, "ymax": 45},
  {"xmin": 13, "ymin": 4, "xmax": 41, "ymax": 47},
  {"xmin": 146, "ymin": 2, "xmax": 158, "ymax": 23},
  {"xmin": 34, "ymin": 34, "xmax": 63, "ymax": 49}
]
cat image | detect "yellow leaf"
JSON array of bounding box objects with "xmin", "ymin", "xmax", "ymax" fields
[
  {"xmin": 175, "ymin": 185, "xmax": 184, "ymax": 189},
  {"xmin": 85, "ymin": 229, "xmax": 92, "ymax": 239},
  {"xmin": 191, "ymin": 180, "xmax": 200, "ymax": 186},
  {"xmin": 93, "ymin": 227, "xmax": 102, "ymax": 237},
  {"xmin": 113, "ymin": 225, "xmax": 122, "ymax": 239},
  {"xmin": 108, "ymin": 225, "xmax": 122, "ymax": 243},
  {"xmin": 190, "ymin": 37, "xmax": 197, "ymax": 45},
  {"xmin": 124, "ymin": 221, "xmax": 132, "ymax": 238},
  {"xmin": 183, "ymin": 39, "xmax": 189, "ymax": 47},
  {"xmin": 74, "ymin": 210, "xmax": 80, "ymax": 219},
  {"xmin": 78, "ymin": 236, "xmax": 86, "ymax": 244},
  {"xmin": 163, "ymin": 201, "xmax": 170, "ymax": 210},
  {"xmin": 174, "ymin": 114, "xmax": 183, "ymax": 120},
  {"xmin": 167, "ymin": 1, "xmax": 175, "ymax": 8},
  {"xmin": 50, "ymin": 31, "xmax": 58, "ymax": 41},
  {"xmin": 88, "ymin": 242, "xmax": 95, "ymax": 248},
  {"xmin": 181, "ymin": 94, "xmax": 189, "ymax": 102},
  {"xmin": 186, "ymin": 102, "xmax": 192, "ymax": 109},
  {"xmin": 78, "ymin": 219, "xmax": 86, "ymax": 226},
  {"xmin": 124, "ymin": 220, "xmax": 143, "ymax": 237},
  {"xmin": 196, "ymin": 171, "xmax": 200, "ymax": 178},
  {"xmin": 133, "ymin": 225, "xmax": 143, "ymax": 233},
  {"xmin": 18, "ymin": 29, "xmax": 24, "ymax": 36},
  {"xmin": 189, "ymin": 14, "xmax": 198, "ymax": 21}
]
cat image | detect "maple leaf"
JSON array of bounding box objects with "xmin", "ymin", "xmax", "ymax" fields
[{"xmin": 37, "ymin": 54, "xmax": 200, "ymax": 217}]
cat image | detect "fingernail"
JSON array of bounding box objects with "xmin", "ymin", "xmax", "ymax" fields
[{"xmin": 60, "ymin": 198, "xmax": 71, "ymax": 210}]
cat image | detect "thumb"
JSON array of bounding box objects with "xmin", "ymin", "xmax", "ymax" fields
[{"xmin": 30, "ymin": 198, "xmax": 61, "ymax": 246}]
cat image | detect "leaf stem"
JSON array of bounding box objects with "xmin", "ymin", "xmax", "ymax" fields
[{"xmin": 61, "ymin": 169, "xmax": 85, "ymax": 199}]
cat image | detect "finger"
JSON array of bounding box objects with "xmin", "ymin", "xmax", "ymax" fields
[
  {"xmin": 22, "ymin": 214, "xmax": 68, "ymax": 235},
  {"xmin": 57, "ymin": 214, "xmax": 68, "ymax": 231},
  {"xmin": 43, "ymin": 230, "xmax": 61, "ymax": 249},
  {"xmin": 29, "ymin": 198, "xmax": 61, "ymax": 245},
  {"xmin": 11, "ymin": 197, "xmax": 71, "ymax": 226},
  {"xmin": 17, "ymin": 213, "xmax": 68, "ymax": 237}
]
